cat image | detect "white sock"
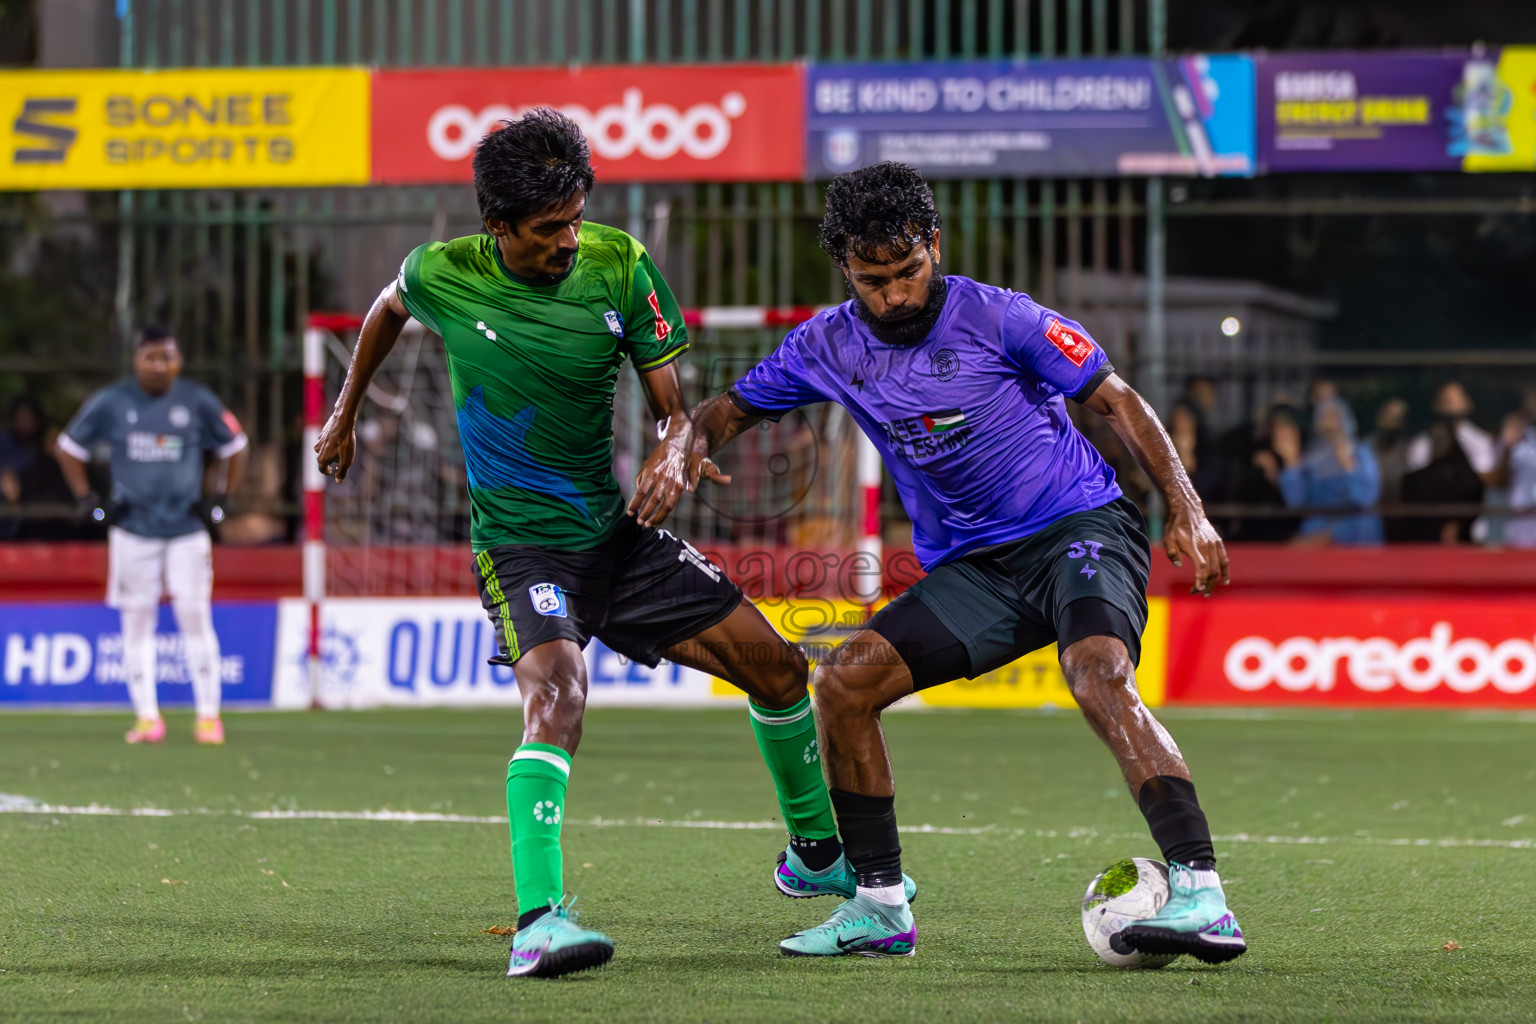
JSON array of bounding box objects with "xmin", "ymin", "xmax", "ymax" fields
[
  {"xmin": 120, "ymin": 606, "xmax": 160, "ymax": 721},
  {"xmin": 174, "ymin": 602, "xmax": 222, "ymax": 720},
  {"xmin": 857, "ymin": 883, "xmax": 907, "ymax": 907},
  {"xmin": 1183, "ymin": 867, "xmax": 1223, "ymax": 892}
]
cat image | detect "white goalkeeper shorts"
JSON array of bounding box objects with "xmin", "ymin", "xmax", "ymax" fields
[{"xmin": 107, "ymin": 527, "xmax": 214, "ymax": 609}]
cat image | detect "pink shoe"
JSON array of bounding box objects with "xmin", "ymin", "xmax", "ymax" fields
[
  {"xmin": 194, "ymin": 717, "xmax": 225, "ymax": 745},
  {"xmin": 125, "ymin": 718, "xmax": 166, "ymax": 744}
]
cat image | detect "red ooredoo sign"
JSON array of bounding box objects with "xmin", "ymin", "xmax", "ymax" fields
[
  {"xmin": 1167, "ymin": 598, "xmax": 1536, "ymax": 708},
  {"xmin": 371, "ymin": 64, "xmax": 804, "ymax": 184}
]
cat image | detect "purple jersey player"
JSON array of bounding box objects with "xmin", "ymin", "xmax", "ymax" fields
[{"xmin": 632, "ymin": 162, "xmax": 1246, "ymax": 966}]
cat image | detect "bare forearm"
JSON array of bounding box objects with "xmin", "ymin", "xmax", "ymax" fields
[
  {"xmin": 1097, "ymin": 384, "xmax": 1202, "ymax": 512},
  {"xmin": 690, "ymin": 393, "xmax": 757, "ymax": 455},
  {"xmin": 56, "ymin": 451, "xmax": 92, "ymax": 499},
  {"xmin": 335, "ymin": 285, "xmax": 409, "ymax": 422}
]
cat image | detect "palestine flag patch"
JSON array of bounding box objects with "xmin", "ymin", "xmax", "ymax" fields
[{"xmin": 922, "ymin": 409, "xmax": 966, "ymax": 433}]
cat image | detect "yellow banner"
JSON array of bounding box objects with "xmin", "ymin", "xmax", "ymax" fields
[
  {"xmin": 1465, "ymin": 47, "xmax": 1536, "ymax": 173},
  {"xmin": 0, "ymin": 68, "xmax": 370, "ymax": 189},
  {"xmin": 718, "ymin": 597, "xmax": 1168, "ymax": 709}
]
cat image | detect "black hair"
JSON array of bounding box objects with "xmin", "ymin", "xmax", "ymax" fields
[
  {"xmin": 472, "ymin": 108, "xmax": 596, "ymax": 228},
  {"xmin": 819, "ymin": 162, "xmax": 940, "ymax": 266},
  {"xmin": 134, "ymin": 324, "xmax": 176, "ymax": 348}
]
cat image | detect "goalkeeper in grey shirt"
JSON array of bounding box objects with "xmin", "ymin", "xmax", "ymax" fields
[{"xmin": 56, "ymin": 326, "xmax": 248, "ymax": 744}]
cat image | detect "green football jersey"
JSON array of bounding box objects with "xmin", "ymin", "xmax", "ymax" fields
[{"xmin": 394, "ymin": 222, "xmax": 688, "ymax": 552}]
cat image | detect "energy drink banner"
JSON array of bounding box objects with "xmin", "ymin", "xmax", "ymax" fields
[
  {"xmin": 0, "ymin": 68, "xmax": 371, "ymax": 189},
  {"xmin": 1256, "ymin": 49, "xmax": 1536, "ymax": 173},
  {"xmin": 805, "ymin": 56, "xmax": 1255, "ymax": 179}
]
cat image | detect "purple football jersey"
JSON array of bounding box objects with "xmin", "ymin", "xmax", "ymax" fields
[{"xmin": 730, "ymin": 276, "xmax": 1121, "ymax": 569}]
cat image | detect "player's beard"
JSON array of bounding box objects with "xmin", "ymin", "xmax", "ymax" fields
[{"xmin": 847, "ymin": 259, "xmax": 949, "ymax": 346}]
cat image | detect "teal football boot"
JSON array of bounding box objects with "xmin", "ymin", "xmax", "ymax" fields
[
  {"xmin": 774, "ymin": 847, "xmax": 919, "ymax": 903},
  {"xmin": 1115, "ymin": 862, "xmax": 1247, "ymax": 964},
  {"xmin": 506, "ymin": 897, "xmax": 614, "ymax": 978},
  {"xmin": 780, "ymin": 892, "xmax": 916, "ymax": 958}
]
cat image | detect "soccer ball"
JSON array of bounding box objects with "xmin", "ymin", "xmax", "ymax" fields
[{"xmin": 1080, "ymin": 858, "xmax": 1179, "ymax": 969}]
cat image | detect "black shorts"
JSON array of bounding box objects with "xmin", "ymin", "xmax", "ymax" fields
[
  {"xmin": 472, "ymin": 517, "xmax": 743, "ymax": 668},
  {"xmin": 866, "ymin": 496, "xmax": 1151, "ymax": 690}
]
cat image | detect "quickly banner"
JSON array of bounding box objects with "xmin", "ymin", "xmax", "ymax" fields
[
  {"xmin": 271, "ymin": 598, "xmax": 720, "ymax": 708},
  {"xmin": 0, "ymin": 68, "xmax": 371, "ymax": 189},
  {"xmin": 1166, "ymin": 597, "xmax": 1536, "ymax": 708},
  {"xmin": 371, "ymin": 64, "xmax": 804, "ymax": 184},
  {"xmin": 1255, "ymin": 49, "xmax": 1536, "ymax": 173},
  {"xmin": 806, "ymin": 56, "xmax": 1254, "ymax": 179},
  {"xmin": 0, "ymin": 602, "xmax": 276, "ymax": 706}
]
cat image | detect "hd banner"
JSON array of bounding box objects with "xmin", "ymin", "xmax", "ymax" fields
[
  {"xmin": 1256, "ymin": 48, "xmax": 1536, "ymax": 173},
  {"xmin": 806, "ymin": 56, "xmax": 1255, "ymax": 179},
  {"xmin": 0, "ymin": 68, "xmax": 371, "ymax": 189},
  {"xmin": 0, "ymin": 602, "xmax": 276, "ymax": 706},
  {"xmin": 371, "ymin": 64, "xmax": 805, "ymax": 184}
]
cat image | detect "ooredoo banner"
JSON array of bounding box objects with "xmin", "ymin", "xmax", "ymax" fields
[
  {"xmin": 371, "ymin": 64, "xmax": 804, "ymax": 184},
  {"xmin": 1166, "ymin": 598, "xmax": 1536, "ymax": 707}
]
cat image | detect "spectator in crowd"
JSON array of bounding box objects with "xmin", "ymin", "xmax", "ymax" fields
[
  {"xmin": 1370, "ymin": 397, "xmax": 1411, "ymax": 508},
  {"xmin": 1488, "ymin": 389, "xmax": 1536, "ymax": 548},
  {"xmin": 0, "ymin": 397, "xmax": 45, "ymax": 537},
  {"xmin": 1277, "ymin": 395, "xmax": 1382, "ymax": 545},
  {"xmin": 1395, "ymin": 415, "xmax": 1485, "ymax": 543},
  {"xmin": 1228, "ymin": 403, "xmax": 1303, "ymax": 542},
  {"xmin": 1406, "ymin": 381, "xmax": 1497, "ymax": 478}
]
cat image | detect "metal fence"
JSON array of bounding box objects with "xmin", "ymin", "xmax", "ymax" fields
[{"xmin": 4, "ymin": 0, "xmax": 1534, "ymax": 547}]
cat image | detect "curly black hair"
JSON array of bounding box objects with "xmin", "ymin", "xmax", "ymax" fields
[
  {"xmin": 472, "ymin": 108, "xmax": 596, "ymax": 227},
  {"xmin": 819, "ymin": 162, "xmax": 940, "ymax": 266}
]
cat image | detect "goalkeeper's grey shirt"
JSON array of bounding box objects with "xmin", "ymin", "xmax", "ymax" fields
[{"xmin": 59, "ymin": 377, "xmax": 248, "ymax": 539}]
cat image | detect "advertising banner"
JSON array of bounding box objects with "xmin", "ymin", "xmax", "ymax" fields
[
  {"xmin": 0, "ymin": 68, "xmax": 370, "ymax": 189},
  {"xmin": 271, "ymin": 598, "xmax": 719, "ymax": 708},
  {"xmin": 1166, "ymin": 597, "xmax": 1536, "ymax": 708},
  {"xmin": 806, "ymin": 56, "xmax": 1254, "ymax": 179},
  {"xmin": 0, "ymin": 602, "xmax": 275, "ymax": 706},
  {"xmin": 725, "ymin": 597, "xmax": 1168, "ymax": 709},
  {"xmin": 371, "ymin": 64, "xmax": 804, "ymax": 184},
  {"xmin": 272, "ymin": 596, "xmax": 1169, "ymax": 710},
  {"xmin": 1255, "ymin": 49, "xmax": 1536, "ymax": 173}
]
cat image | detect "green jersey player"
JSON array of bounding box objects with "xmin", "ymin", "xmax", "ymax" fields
[{"xmin": 314, "ymin": 111, "xmax": 898, "ymax": 979}]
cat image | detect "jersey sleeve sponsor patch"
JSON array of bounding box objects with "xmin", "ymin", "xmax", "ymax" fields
[
  {"xmin": 221, "ymin": 409, "xmax": 243, "ymax": 437},
  {"xmin": 647, "ymin": 289, "xmax": 670, "ymax": 342},
  {"xmin": 1043, "ymin": 317, "xmax": 1097, "ymax": 367}
]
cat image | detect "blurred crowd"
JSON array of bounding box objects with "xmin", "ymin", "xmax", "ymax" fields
[
  {"xmin": 6, "ymin": 377, "xmax": 1536, "ymax": 548},
  {"xmin": 1151, "ymin": 378, "xmax": 1536, "ymax": 548}
]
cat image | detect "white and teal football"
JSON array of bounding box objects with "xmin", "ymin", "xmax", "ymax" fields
[{"xmin": 1080, "ymin": 858, "xmax": 1179, "ymax": 969}]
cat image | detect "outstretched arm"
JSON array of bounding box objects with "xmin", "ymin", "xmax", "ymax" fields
[
  {"xmin": 627, "ymin": 391, "xmax": 761, "ymax": 527},
  {"xmin": 313, "ymin": 281, "xmax": 410, "ymax": 482},
  {"xmin": 1078, "ymin": 372, "xmax": 1230, "ymax": 596}
]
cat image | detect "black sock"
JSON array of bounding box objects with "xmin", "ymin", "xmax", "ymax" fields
[
  {"xmin": 789, "ymin": 833, "xmax": 843, "ymax": 872},
  {"xmin": 1137, "ymin": 775, "xmax": 1216, "ymax": 870},
  {"xmin": 517, "ymin": 906, "xmax": 550, "ymax": 930},
  {"xmin": 829, "ymin": 789, "xmax": 902, "ymax": 888}
]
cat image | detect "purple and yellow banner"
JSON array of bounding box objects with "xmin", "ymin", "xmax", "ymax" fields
[{"xmin": 1256, "ymin": 48, "xmax": 1536, "ymax": 173}]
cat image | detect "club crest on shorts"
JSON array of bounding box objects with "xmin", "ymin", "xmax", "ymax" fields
[
  {"xmin": 603, "ymin": 310, "xmax": 624, "ymax": 338},
  {"xmin": 528, "ymin": 582, "xmax": 568, "ymax": 617}
]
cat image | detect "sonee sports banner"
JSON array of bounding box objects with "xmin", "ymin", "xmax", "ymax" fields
[{"xmin": 0, "ymin": 68, "xmax": 371, "ymax": 189}]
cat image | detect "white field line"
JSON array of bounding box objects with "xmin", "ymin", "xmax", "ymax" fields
[{"xmin": 2, "ymin": 795, "xmax": 1534, "ymax": 850}]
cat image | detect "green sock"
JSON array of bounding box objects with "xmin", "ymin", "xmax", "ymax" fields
[
  {"xmin": 506, "ymin": 742, "xmax": 571, "ymax": 920},
  {"xmin": 748, "ymin": 695, "xmax": 838, "ymax": 840}
]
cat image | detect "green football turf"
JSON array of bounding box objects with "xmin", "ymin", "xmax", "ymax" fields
[{"xmin": 2, "ymin": 707, "xmax": 1534, "ymax": 1023}]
